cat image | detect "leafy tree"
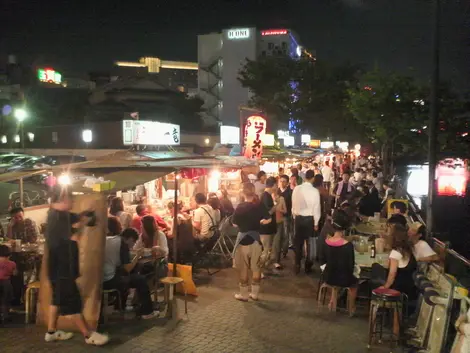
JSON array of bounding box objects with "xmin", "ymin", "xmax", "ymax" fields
[
  {"xmin": 295, "ymin": 60, "xmax": 366, "ymax": 142},
  {"xmin": 346, "ymin": 69, "xmax": 428, "ymax": 174},
  {"xmin": 238, "ymin": 56, "xmax": 297, "ymax": 126},
  {"xmin": 168, "ymin": 95, "xmax": 206, "ymax": 131}
]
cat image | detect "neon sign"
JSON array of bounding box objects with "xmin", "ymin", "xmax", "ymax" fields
[
  {"xmin": 227, "ymin": 28, "xmax": 250, "ymax": 40},
  {"xmin": 38, "ymin": 68, "xmax": 62, "ymax": 84},
  {"xmin": 261, "ymin": 29, "xmax": 288, "ymax": 36}
]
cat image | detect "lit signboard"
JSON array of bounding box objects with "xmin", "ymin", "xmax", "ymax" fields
[
  {"xmin": 228, "ymin": 28, "xmax": 250, "ymax": 40},
  {"xmin": 220, "ymin": 126, "xmax": 240, "ymax": 145},
  {"xmin": 309, "ymin": 140, "xmax": 321, "ymax": 148},
  {"xmin": 262, "ymin": 134, "xmax": 275, "ymax": 146},
  {"xmin": 336, "ymin": 141, "xmax": 349, "ymax": 151},
  {"xmin": 301, "ymin": 134, "xmax": 311, "ymax": 144},
  {"xmin": 37, "ymin": 68, "xmax": 62, "ymax": 84},
  {"xmin": 122, "ymin": 120, "xmax": 180, "ymax": 146},
  {"xmin": 261, "ymin": 29, "xmax": 288, "ymax": 36},
  {"xmin": 277, "ymin": 130, "xmax": 289, "ymax": 139},
  {"xmin": 320, "ymin": 141, "xmax": 334, "ymax": 149},
  {"xmin": 284, "ymin": 136, "xmax": 295, "ymax": 147}
]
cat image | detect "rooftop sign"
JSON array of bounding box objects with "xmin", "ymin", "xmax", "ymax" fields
[
  {"xmin": 261, "ymin": 29, "xmax": 288, "ymax": 36},
  {"xmin": 227, "ymin": 28, "xmax": 250, "ymax": 40},
  {"xmin": 37, "ymin": 68, "xmax": 62, "ymax": 84}
]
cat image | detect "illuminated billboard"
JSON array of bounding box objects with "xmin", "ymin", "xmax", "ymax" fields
[
  {"xmin": 122, "ymin": 120, "xmax": 180, "ymax": 146},
  {"xmin": 436, "ymin": 158, "xmax": 468, "ymax": 197},
  {"xmin": 37, "ymin": 68, "xmax": 62, "ymax": 84},
  {"xmin": 261, "ymin": 29, "xmax": 288, "ymax": 36},
  {"xmin": 220, "ymin": 126, "xmax": 240, "ymax": 145},
  {"xmin": 227, "ymin": 28, "xmax": 250, "ymax": 40}
]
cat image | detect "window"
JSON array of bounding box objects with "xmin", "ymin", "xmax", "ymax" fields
[
  {"xmin": 52, "ymin": 132, "xmax": 58, "ymax": 143},
  {"xmin": 268, "ymin": 43, "xmax": 274, "ymax": 50},
  {"xmin": 261, "ymin": 51, "xmax": 266, "ymax": 57},
  {"xmin": 282, "ymin": 42, "xmax": 287, "ymax": 49}
]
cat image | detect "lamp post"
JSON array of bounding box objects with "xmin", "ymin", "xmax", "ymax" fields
[
  {"xmin": 426, "ymin": 0, "xmax": 440, "ymax": 240},
  {"xmin": 14, "ymin": 108, "xmax": 27, "ymax": 150}
]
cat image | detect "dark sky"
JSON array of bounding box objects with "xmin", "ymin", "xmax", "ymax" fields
[{"xmin": 1, "ymin": 0, "xmax": 469, "ymax": 90}]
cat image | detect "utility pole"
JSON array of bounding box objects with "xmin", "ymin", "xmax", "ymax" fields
[{"xmin": 426, "ymin": 0, "xmax": 440, "ymax": 239}]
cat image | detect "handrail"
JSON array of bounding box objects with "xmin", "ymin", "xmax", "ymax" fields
[{"xmin": 394, "ymin": 174, "xmax": 470, "ymax": 272}]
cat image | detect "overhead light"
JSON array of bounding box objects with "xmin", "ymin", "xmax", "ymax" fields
[
  {"xmin": 82, "ymin": 129, "xmax": 92, "ymax": 143},
  {"xmin": 204, "ymin": 138, "xmax": 210, "ymax": 145},
  {"xmin": 14, "ymin": 135, "xmax": 20, "ymax": 143},
  {"xmin": 1, "ymin": 136, "xmax": 6, "ymax": 144},
  {"xmin": 27, "ymin": 132, "xmax": 34, "ymax": 142}
]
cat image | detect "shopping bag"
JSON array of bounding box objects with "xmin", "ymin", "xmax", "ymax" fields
[{"xmin": 167, "ymin": 263, "xmax": 198, "ymax": 296}]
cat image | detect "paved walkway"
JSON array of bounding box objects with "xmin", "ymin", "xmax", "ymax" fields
[{"xmin": 1, "ymin": 258, "xmax": 396, "ymax": 353}]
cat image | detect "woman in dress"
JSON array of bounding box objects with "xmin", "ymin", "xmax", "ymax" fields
[
  {"xmin": 321, "ymin": 210, "xmax": 357, "ymax": 315},
  {"xmin": 232, "ymin": 183, "xmax": 271, "ymax": 301}
]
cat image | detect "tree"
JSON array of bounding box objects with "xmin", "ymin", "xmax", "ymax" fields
[
  {"xmin": 169, "ymin": 95, "xmax": 206, "ymax": 131},
  {"xmin": 346, "ymin": 69, "xmax": 428, "ymax": 175},
  {"xmin": 238, "ymin": 56, "xmax": 297, "ymax": 126},
  {"xmin": 295, "ymin": 60, "xmax": 365, "ymax": 142}
]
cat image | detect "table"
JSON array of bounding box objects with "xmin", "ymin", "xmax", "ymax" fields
[
  {"xmin": 353, "ymin": 219, "xmax": 387, "ymax": 236},
  {"xmin": 355, "ymin": 251, "xmax": 388, "ymax": 268}
]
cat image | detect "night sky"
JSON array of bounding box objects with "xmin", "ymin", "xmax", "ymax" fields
[{"xmin": 1, "ymin": 0, "xmax": 469, "ymax": 90}]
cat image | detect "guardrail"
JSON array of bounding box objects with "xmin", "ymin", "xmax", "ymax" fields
[{"xmin": 393, "ymin": 175, "xmax": 470, "ymax": 287}]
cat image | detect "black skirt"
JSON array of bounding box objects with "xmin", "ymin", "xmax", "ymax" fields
[{"xmin": 51, "ymin": 279, "xmax": 82, "ymax": 315}]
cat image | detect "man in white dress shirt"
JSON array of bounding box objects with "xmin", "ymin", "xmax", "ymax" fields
[{"xmin": 291, "ymin": 170, "xmax": 322, "ymax": 274}]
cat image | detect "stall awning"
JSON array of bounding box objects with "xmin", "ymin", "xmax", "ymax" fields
[{"xmin": 74, "ymin": 169, "xmax": 174, "ymax": 193}]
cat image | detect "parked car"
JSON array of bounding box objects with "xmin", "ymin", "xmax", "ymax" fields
[
  {"xmin": 0, "ymin": 153, "xmax": 29, "ymax": 173},
  {"xmin": 4, "ymin": 156, "xmax": 45, "ymax": 173}
]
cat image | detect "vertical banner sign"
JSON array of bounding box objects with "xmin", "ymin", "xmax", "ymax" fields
[{"xmin": 244, "ymin": 115, "xmax": 267, "ymax": 159}]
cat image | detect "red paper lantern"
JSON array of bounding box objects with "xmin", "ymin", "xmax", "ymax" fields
[{"xmin": 243, "ymin": 115, "xmax": 267, "ymax": 159}]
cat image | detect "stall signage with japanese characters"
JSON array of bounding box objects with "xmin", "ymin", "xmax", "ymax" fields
[
  {"xmin": 122, "ymin": 120, "xmax": 180, "ymax": 146},
  {"xmin": 243, "ymin": 115, "xmax": 267, "ymax": 159}
]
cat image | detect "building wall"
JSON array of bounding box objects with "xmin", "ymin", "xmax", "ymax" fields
[
  {"xmin": 198, "ymin": 32, "xmax": 223, "ymax": 125},
  {"xmin": 220, "ymin": 28, "xmax": 257, "ymax": 126},
  {"xmin": 0, "ymin": 121, "xmax": 220, "ymax": 151}
]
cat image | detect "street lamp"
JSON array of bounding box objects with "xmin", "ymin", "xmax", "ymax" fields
[{"xmin": 14, "ymin": 108, "xmax": 28, "ymax": 150}]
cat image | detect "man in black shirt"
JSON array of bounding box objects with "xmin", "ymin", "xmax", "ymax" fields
[
  {"xmin": 259, "ymin": 177, "xmax": 278, "ymax": 273},
  {"xmin": 279, "ymin": 175, "xmax": 293, "ymax": 256}
]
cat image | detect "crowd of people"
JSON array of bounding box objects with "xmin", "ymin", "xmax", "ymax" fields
[
  {"xmin": 0, "ymin": 153, "xmax": 443, "ymax": 347},
  {"xmin": 231, "ymin": 154, "xmax": 439, "ymax": 318}
]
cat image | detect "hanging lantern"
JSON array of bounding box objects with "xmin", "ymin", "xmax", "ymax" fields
[{"xmin": 243, "ymin": 115, "xmax": 267, "ymax": 159}]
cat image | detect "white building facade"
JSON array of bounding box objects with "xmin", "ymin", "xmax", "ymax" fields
[{"xmin": 198, "ymin": 28, "xmax": 303, "ymax": 127}]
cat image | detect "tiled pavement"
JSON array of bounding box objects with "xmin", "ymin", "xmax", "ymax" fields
[{"xmin": 1, "ymin": 258, "xmax": 398, "ymax": 353}]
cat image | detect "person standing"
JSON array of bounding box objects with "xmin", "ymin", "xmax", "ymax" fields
[
  {"xmin": 259, "ymin": 177, "xmax": 278, "ymax": 273},
  {"xmin": 278, "ymin": 175, "xmax": 293, "ymax": 256},
  {"xmin": 321, "ymin": 160, "xmax": 334, "ymax": 192},
  {"xmin": 232, "ymin": 183, "xmax": 271, "ymax": 301},
  {"xmin": 44, "ymin": 188, "xmax": 109, "ymax": 346},
  {"xmin": 254, "ymin": 171, "xmax": 267, "ymax": 197},
  {"xmin": 271, "ymin": 188, "xmax": 287, "ymax": 269},
  {"xmin": 333, "ymin": 172, "xmax": 355, "ymax": 207},
  {"xmin": 291, "ymin": 170, "xmax": 321, "ymax": 274}
]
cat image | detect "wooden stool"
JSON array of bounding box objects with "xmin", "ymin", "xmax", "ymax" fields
[
  {"xmin": 368, "ymin": 288, "xmax": 404, "ymax": 350},
  {"xmin": 102, "ymin": 289, "xmax": 122, "ymax": 325},
  {"xmin": 25, "ymin": 281, "xmax": 40, "ymax": 324},
  {"xmin": 160, "ymin": 277, "xmax": 187, "ymax": 320}
]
